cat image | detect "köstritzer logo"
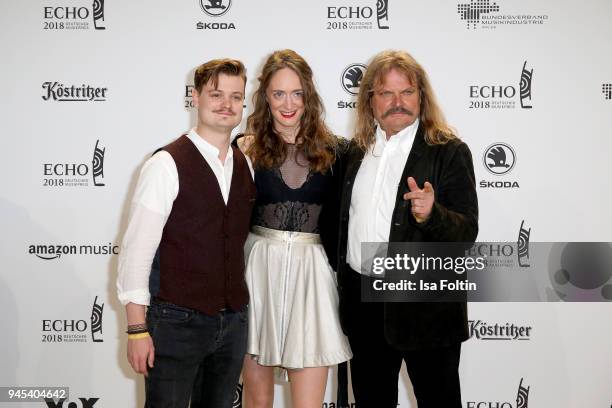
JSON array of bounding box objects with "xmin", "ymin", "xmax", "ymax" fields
[
  {"xmin": 517, "ymin": 220, "xmax": 531, "ymax": 267},
  {"xmin": 468, "ymin": 320, "xmax": 532, "ymax": 340},
  {"xmin": 42, "ymin": 82, "xmax": 108, "ymax": 102}
]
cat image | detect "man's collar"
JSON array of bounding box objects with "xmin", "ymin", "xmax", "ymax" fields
[
  {"xmin": 375, "ymin": 118, "xmax": 420, "ymax": 154},
  {"xmin": 187, "ymin": 128, "xmax": 233, "ymax": 160}
]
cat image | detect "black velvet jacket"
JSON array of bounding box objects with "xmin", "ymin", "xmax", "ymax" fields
[{"xmin": 334, "ymin": 124, "xmax": 479, "ymax": 351}]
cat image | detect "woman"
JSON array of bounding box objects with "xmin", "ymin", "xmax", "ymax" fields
[{"xmin": 236, "ymin": 49, "xmax": 351, "ymax": 408}]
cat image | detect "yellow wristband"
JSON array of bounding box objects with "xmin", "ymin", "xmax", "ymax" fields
[{"xmin": 128, "ymin": 332, "xmax": 150, "ymax": 340}]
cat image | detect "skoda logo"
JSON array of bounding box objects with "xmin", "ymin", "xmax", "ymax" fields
[
  {"xmin": 200, "ymin": 0, "xmax": 232, "ymax": 17},
  {"xmin": 341, "ymin": 63, "xmax": 367, "ymax": 95},
  {"xmin": 483, "ymin": 142, "xmax": 516, "ymax": 175}
]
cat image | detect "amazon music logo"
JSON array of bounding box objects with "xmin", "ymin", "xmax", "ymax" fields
[
  {"xmin": 338, "ymin": 63, "xmax": 367, "ymax": 109},
  {"xmin": 28, "ymin": 243, "xmax": 119, "ymax": 260},
  {"xmin": 43, "ymin": 1, "xmax": 106, "ymax": 30},
  {"xmin": 42, "ymin": 140, "xmax": 106, "ymax": 188},
  {"xmin": 469, "ymin": 61, "xmax": 534, "ymax": 110},
  {"xmin": 457, "ymin": 0, "xmax": 548, "ymax": 30}
]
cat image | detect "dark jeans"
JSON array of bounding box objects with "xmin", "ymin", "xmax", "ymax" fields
[
  {"xmin": 344, "ymin": 269, "xmax": 462, "ymax": 408},
  {"xmin": 144, "ymin": 299, "xmax": 247, "ymax": 408}
]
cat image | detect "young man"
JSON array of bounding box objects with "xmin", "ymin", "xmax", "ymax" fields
[
  {"xmin": 337, "ymin": 50, "xmax": 479, "ymax": 407},
  {"xmin": 117, "ymin": 58, "xmax": 255, "ymax": 407}
]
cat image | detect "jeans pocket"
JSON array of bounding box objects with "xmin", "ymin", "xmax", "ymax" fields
[
  {"xmin": 151, "ymin": 302, "xmax": 193, "ymax": 324},
  {"xmin": 237, "ymin": 305, "xmax": 248, "ymax": 323}
]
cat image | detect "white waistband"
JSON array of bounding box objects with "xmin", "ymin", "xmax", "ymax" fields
[{"xmin": 251, "ymin": 226, "xmax": 321, "ymax": 244}]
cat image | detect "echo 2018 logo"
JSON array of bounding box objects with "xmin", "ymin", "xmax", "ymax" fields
[
  {"xmin": 326, "ymin": 0, "xmax": 389, "ymax": 30},
  {"xmin": 43, "ymin": 1, "xmax": 106, "ymax": 30},
  {"xmin": 466, "ymin": 378, "xmax": 530, "ymax": 408},
  {"xmin": 42, "ymin": 140, "xmax": 106, "ymax": 188},
  {"xmin": 196, "ymin": 0, "xmax": 236, "ymax": 30},
  {"xmin": 469, "ymin": 61, "xmax": 533, "ymax": 110},
  {"xmin": 41, "ymin": 297, "xmax": 104, "ymax": 344},
  {"xmin": 517, "ymin": 220, "xmax": 531, "ymax": 268}
]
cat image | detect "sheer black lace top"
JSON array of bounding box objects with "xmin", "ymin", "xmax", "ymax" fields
[{"xmin": 251, "ymin": 142, "xmax": 332, "ymax": 233}]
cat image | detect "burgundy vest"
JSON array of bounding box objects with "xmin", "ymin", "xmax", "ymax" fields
[{"xmin": 157, "ymin": 135, "xmax": 256, "ymax": 314}]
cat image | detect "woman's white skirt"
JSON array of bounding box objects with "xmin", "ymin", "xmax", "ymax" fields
[{"xmin": 244, "ymin": 226, "xmax": 352, "ymax": 369}]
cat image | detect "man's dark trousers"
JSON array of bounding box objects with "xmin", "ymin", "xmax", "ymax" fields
[
  {"xmin": 144, "ymin": 300, "xmax": 247, "ymax": 408},
  {"xmin": 344, "ymin": 267, "xmax": 462, "ymax": 408}
]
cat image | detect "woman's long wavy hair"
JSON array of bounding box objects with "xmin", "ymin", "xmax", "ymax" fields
[
  {"xmin": 246, "ymin": 49, "xmax": 336, "ymax": 172},
  {"xmin": 354, "ymin": 50, "xmax": 457, "ymax": 152}
]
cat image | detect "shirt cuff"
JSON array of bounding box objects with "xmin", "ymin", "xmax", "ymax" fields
[{"xmin": 117, "ymin": 289, "xmax": 151, "ymax": 306}]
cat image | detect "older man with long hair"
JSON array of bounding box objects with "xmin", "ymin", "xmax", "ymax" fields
[{"xmin": 336, "ymin": 50, "xmax": 479, "ymax": 407}]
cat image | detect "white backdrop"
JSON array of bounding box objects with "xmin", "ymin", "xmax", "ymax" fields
[{"xmin": 1, "ymin": 0, "xmax": 612, "ymax": 407}]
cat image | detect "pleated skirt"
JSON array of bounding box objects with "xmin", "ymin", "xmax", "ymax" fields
[{"xmin": 244, "ymin": 226, "xmax": 352, "ymax": 369}]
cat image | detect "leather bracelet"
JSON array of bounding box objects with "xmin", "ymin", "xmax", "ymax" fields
[
  {"xmin": 126, "ymin": 328, "xmax": 149, "ymax": 335},
  {"xmin": 127, "ymin": 323, "xmax": 147, "ymax": 332}
]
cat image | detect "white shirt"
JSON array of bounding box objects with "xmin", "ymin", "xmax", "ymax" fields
[
  {"xmin": 116, "ymin": 129, "xmax": 254, "ymax": 306},
  {"xmin": 347, "ymin": 119, "xmax": 419, "ymax": 274}
]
